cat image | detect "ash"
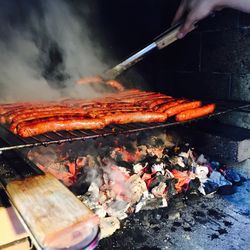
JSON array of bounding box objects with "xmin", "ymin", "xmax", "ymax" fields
[{"xmin": 26, "ymin": 130, "xmax": 246, "ymax": 240}]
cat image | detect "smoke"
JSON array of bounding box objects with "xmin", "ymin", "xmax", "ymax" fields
[{"xmin": 0, "ymin": 0, "xmax": 109, "ymax": 102}]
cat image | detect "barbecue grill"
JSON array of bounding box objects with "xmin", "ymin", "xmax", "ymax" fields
[
  {"xmin": 0, "ymin": 100, "xmax": 249, "ymax": 152},
  {"xmin": 1, "ymin": 1, "xmax": 250, "ymax": 250}
]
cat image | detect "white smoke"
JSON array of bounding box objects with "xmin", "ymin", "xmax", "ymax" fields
[{"xmin": 0, "ymin": 0, "xmax": 109, "ymax": 102}]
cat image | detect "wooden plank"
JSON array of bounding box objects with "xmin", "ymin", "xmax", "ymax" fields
[{"xmin": 6, "ymin": 173, "xmax": 98, "ymax": 249}]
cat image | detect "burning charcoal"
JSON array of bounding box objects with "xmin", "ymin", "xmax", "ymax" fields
[
  {"xmin": 168, "ymin": 156, "xmax": 185, "ymax": 169},
  {"xmin": 135, "ymin": 191, "xmax": 154, "ymax": 212},
  {"xmin": 128, "ymin": 175, "xmax": 147, "ymax": 205},
  {"xmin": 87, "ymin": 182, "xmax": 100, "ymax": 202},
  {"xmin": 171, "ymin": 170, "xmax": 193, "ymax": 193},
  {"xmin": 185, "ymin": 177, "xmax": 201, "ymax": 197},
  {"xmin": 139, "ymin": 155, "xmax": 158, "ymax": 168},
  {"xmin": 193, "ymin": 165, "xmax": 209, "ymax": 181},
  {"xmin": 100, "ymin": 217, "xmax": 120, "ymax": 239},
  {"xmin": 164, "ymin": 169, "xmax": 174, "ymax": 180},
  {"xmin": 116, "ymin": 161, "xmax": 133, "ymax": 170},
  {"xmin": 165, "ymin": 179, "xmax": 178, "ymax": 197},
  {"xmin": 133, "ymin": 163, "xmax": 144, "ymax": 174},
  {"xmin": 146, "ymin": 146, "xmax": 164, "ymax": 158},
  {"xmin": 75, "ymin": 156, "xmax": 86, "ymax": 169},
  {"xmin": 200, "ymin": 180, "xmax": 219, "ymax": 195},
  {"xmin": 69, "ymin": 172, "xmax": 90, "ymax": 195},
  {"xmin": 151, "ymin": 182, "xmax": 167, "ymax": 198},
  {"xmin": 197, "ymin": 154, "xmax": 208, "ymax": 165},
  {"xmin": 85, "ymin": 155, "xmax": 97, "ymax": 168},
  {"xmin": 152, "ymin": 162, "xmax": 165, "ymax": 175},
  {"xmin": 161, "ymin": 198, "xmax": 168, "ymax": 208},
  {"xmin": 94, "ymin": 206, "xmax": 107, "ymax": 218},
  {"xmin": 106, "ymin": 200, "xmax": 130, "ymax": 220},
  {"xmin": 147, "ymin": 174, "xmax": 165, "ymax": 191}
]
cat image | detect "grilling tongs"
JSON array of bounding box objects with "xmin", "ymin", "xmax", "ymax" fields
[
  {"xmin": 104, "ymin": 21, "xmax": 187, "ymax": 80},
  {"xmin": 79, "ymin": 20, "xmax": 191, "ymax": 83}
]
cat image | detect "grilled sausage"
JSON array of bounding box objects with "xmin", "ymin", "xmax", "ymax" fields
[
  {"xmin": 10, "ymin": 109, "xmax": 92, "ymax": 134},
  {"xmin": 77, "ymin": 75, "xmax": 104, "ymax": 84},
  {"xmin": 5, "ymin": 105, "xmax": 74, "ymax": 123},
  {"xmin": 156, "ymin": 100, "xmax": 186, "ymax": 112},
  {"xmin": 17, "ymin": 117, "xmax": 106, "ymax": 137},
  {"xmin": 105, "ymin": 80, "xmax": 125, "ymax": 91},
  {"xmin": 103, "ymin": 112, "xmax": 168, "ymax": 125},
  {"xmin": 149, "ymin": 98, "xmax": 174, "ymax": 110},
  {"xmin": 165, "ymin": 101, "xmax": 202, "ymax": 117},
  {"xmin": 175, "ymin": 104, "xmax": 216, "ymax": 121}
]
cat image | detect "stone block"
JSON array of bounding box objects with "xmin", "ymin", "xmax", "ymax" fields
[
  {"xmin": 219, "ymin": 111, "xmax": 250, "ymax": 130},
  {"xmin": 201, "ymin": 29, "xmax": 250, "ymax": 74},
  {"xmin": 228, "ymin": 159, "xmax": 250, "ymax": 179},
  {"xmin": 231, "ymin": 74, "xmax": 250, "ymax": 102},
  {"xmin": 177, "ymin": 121, "xmax": 250, "ymax": 163},
  {"xmin": 199, "ymin": 9, "xmax": 239, "ymax": 31}
]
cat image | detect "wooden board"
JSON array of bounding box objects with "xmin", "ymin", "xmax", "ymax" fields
[{"xmin": 5, "ymin": 173, "xmax": 98, "ymax": 249}]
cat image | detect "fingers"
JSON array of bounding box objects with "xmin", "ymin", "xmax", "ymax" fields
[
  {"xmin": 177, "ymin": 15, "xmax": 197, "ymax": 39},
  {"xmin": 177, "ymin": 4, "xmax": 212, "ymax": 39},
  {"xmin": 172, "ymin": 0, "xmax": 186, "ymax": 24}
]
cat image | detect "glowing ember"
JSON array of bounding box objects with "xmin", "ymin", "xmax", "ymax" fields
[{"xmin": 26, "ymin": 131, "xmax": 244, "ymax": 238}]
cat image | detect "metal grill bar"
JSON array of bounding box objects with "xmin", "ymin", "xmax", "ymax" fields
[{"xmin": 0, "ymin": 100, "xmax": 249, "ymax": 152}]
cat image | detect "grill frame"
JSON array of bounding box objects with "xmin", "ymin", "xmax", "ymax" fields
[{"xmin": 0, "ymin": 100, "xmax": 249, "ymax": 152}]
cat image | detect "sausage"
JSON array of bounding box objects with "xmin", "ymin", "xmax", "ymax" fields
[
  {"xmin": 105, "ymin": 80, "xmax": 125, "ymax": 91},
  {"xmin": 5, "ymin": 105, "xmax": 74, "ymax": 123},
  {"xmin": 17, "ymin": 117, "xmax": 106, "ymax": 137},
  {"xmin": 103, "ymin": 111, "xmax": 168, "ymax": 125},
  {"xmin": 77, "ymin": 75, "xmax": 104, "ymax": 84},
  {"xmin": 10, "ymin": 109, "xmax": 91, "ymax": 134},
  {"xmin": 165, "ymin": 101, "xmax": 202, "ymax": 117},
  {"xmin": 175, "ymin": 104, "xmax": 216, "ymax": 121},
  {"xmin": 149, "ymin": 98, "xmax": 174, "ymax": 110},
  {"xmin": 0, "ymin": 102, "xmax": 31, "ymax": 115},
  {"xmin": 156, "ymin": 100, "xmax": 186, "ymax": 112}
]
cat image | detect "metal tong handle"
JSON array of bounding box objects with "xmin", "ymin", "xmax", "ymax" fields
[
  {"xmin": 102, "ymin": 20, "xmax": 184, "ymax": 80},
  {"xmin": 154, "ymin": 20, "xmax": 184, "ymax": 49}
]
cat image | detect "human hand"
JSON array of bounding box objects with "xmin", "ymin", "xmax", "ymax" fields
[{"xmin": 173, "ymin": 0, "xmax": 224, "ymax": 38}]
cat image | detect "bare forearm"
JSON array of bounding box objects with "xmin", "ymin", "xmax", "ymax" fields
[
  {"xmin": 220, "ymin": 0, "xmax": 250, "ymax": 13},
  {"xmin": 174, "ymin": 0, "xmax": 250, "ymax": 39}
]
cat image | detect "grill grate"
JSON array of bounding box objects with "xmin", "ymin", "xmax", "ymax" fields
[{"xmin": 0, "ymin": 100, "xmax": 249, "ymax": 152}]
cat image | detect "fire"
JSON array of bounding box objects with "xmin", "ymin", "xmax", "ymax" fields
[{"xmin": 26, "ymin": 130, "xmax": 242, "ymax": 239}]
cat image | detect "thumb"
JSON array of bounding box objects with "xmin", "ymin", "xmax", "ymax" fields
[{"xmin": 177, "ymin": 15, "xmax": 196, "ymax": 39}]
